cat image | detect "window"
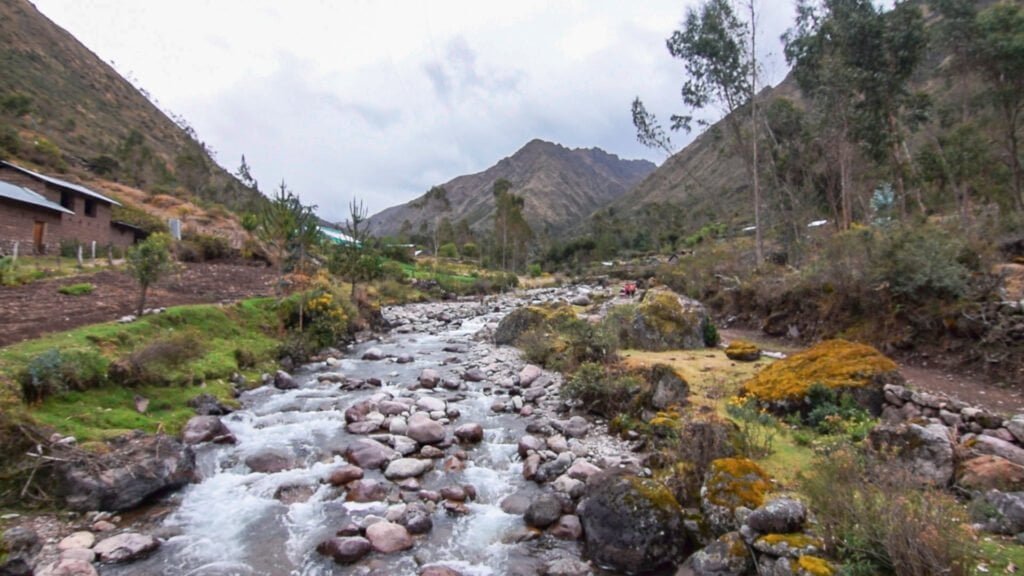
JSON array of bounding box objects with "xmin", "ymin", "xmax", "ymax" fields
[
  {"xmin": 84, "ymin": 198, "xmax": 96, "ymax": 217},
  {"xmin": 60, "ymin": 190, "xmax": 74, "ymax": 211}
]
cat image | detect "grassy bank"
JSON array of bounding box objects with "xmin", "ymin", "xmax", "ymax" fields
[{"xmin": 0, "ymin": 298, "xmax": 280, "ymax": 441}]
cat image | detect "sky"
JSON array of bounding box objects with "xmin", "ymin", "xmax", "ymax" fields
[{"xmin": 32, "ymin": 0, "xmax": 797, "ymax": 224}]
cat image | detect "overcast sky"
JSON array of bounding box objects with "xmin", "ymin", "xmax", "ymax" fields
[{"xmin": 32, "ymin": 0, "xmax": 797, "ymax": 223}]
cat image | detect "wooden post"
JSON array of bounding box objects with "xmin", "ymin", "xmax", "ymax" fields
[
  {"xmin": 91, "ymin": 241, "xmax": 96, "ymax": 264},
  {"xmin": 107, "ymin": 246, "xmax": 113, "ymax": 265},
  {"xmin": 77, "ymin": 245, "xmax": 84, "ymax": 268},
  {"xmin": 12, "ymin": 241, "xmax": 18, "ymax": 264}
]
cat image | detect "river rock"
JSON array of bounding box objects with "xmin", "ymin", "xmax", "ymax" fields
[
  {"xmin": 983, "ymin": 490, "xmax": 1024, "ymax": 534},
  {"xmin": 379, "ymin": 401, "xmax": 408, "ymax": 416},
  {"xmin": 524, "ymin": 493, "xmax": 563, "ymax": 528},
  {"xmin": 545, "ymin": 558, "xmax": 591, "ymax": 576},
  {"xmin": 557, "ymin": 416, "xmax": 590, "ymax": 438},
  {"xmin": 365, "ymin": 521, "xmax": 414, "ymax": 553},
  {"xmin": 550, "ymin": 515, "xmax": 583, "ymax": 540},
  {"xmin": 518, "ymin": 435, "xmax": 544, "ymax": 458},
  {"xmin": 420, "ymin": 566, "xmax": 462, "ymax": 576},
  {"xmin": 245, "ymin": 448, "xmax": 297, "ymax": 473},
  {"xmin": 385, "ymin": 458, "xmax": 433, "ymax": 480},
  {"xmin": 454, "ymin": 423, "xmax": 484, "ymax": 443},
  {"xmin": 347, "ymin": 479, "xmax": 389, "ymax": 502},
  {"xmin": 418, "ymin": 369, "xmax": 441, "ymax": 388},
  {"xmin": 93, "ymin": 532, "xmax": 159, "ymax": 563},
  {"xmin": 867, "ymin": 423, "xmax": 954, "ymax": 486},
  {"xmin": 407, "ymin": 413, "xmax": 446, "ymax": 445},
  {"xmin": 362, "ymin": 347, "xmax": 386, "ymax": 361},
  {"xmin": 56, "ymin": 433, "xmax": 195, "ymax": 512},
  {"xmin": 552, "ymin": 475, "xmax": 585, "ymax": 499},
  {"xmin": 535, "ymin": 452, "xmax": 573, "ymax": 483},
  {"xmin": 628, "ymin": 288, "xmax": 711, "ymax": 350},
  {"xmin": 396, "ymin": 354, "xmax": 415, "ymax": 364},
  {"xmin": 57, "ymin": 531, "xmax": 95, "ymax": 551},
  {"xmin": 462, "ymin": 368, "xmax": 486, "ymax": 382},
  {"xmin": 187, "ymin": 393, "xmax": 233, "ymax": 416},
  {"xmin": 317, "ymin": 536, "xmax": 372, "ymax": 564},
  {"xmin": 1, "ymin": 526, "xmax": 40, "ymax": 561},
  {"xmin": 566, "ymin": 459, "xmax": 602, "ymax": 481},
  {"xmin": 500, "ymin": 492, "xmax": 532, "ymax": 515},
  {"xmin": 345, "ymin": 438, "xmax": 399, "ymax": 469},
  {"xmin": 519, "ymin": 365, "xmax": 543, "ymax": 387},
  {"xmin": 399, "ymin": 503, "xmax": 434, "ymax": 535},
  {"xmin": 181, "ymin": 416, "xmax": 236, "ymax": 445},
  {"xmin": 273, "ymin": 370, "xmax": 298, "ymax": 390},
  {"xmin": 58, "ymin": 548, "xmax": 95, "ymax": 563},
  {"xmin": 415, "ymin": 396, "xmax": 446, "ymax": 413},
  {"xmin": 689, "ymin": 532, "xmax": 752, "ymax": 576},
  {"xmin": 39, "ymin": 559, "xmax": 96, "ymax": 576},
  {"xmin": 745, "ymin": 498, "xmax": 807, "ymax": 534},
  {"xmin": 327, "ymin": 464, "xmax": 365, "ymax": 487},
  {"xmin": 578, "ymin": 471, "xmax": 689, "ymax": 573}
]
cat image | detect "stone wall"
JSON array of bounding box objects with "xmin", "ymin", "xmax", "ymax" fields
[{"xmin": 882, "ymin": 383, "xmax": 1024, "ymax": 449}]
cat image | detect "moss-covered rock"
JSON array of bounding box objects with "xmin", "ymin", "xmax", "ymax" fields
[
  {"xmin": 701, "ymin": 458, "xmax": 772, "ymax": 536},
  {"xmin": 626, "ymin": 288, "xmax": 712, "ymax": 351},
  {"xmin": 725, "ymin": 340, "xmax": 761, "ymax": 362},
  {"xmin": 494, "ymin": 306, "xmax": 548, "ymax": 346},
  {"xmin": 577, "ymin": 471, "xmax": 693, "ymax": 573},
  {"xmin": 689, "ymin": 531, "xmax": 752, "ymax": 576},
  {"xmin": 739, "ymin": 339, "xmax": 901, "ymax": 414},
  {"xmin": 752, "ymin": 533, "xmax": 825, "ymax": 559}
]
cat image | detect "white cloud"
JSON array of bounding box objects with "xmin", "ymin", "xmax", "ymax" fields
[{"xmin": 31, "ymin": 0, "xmax": 795, "ymax": 223}]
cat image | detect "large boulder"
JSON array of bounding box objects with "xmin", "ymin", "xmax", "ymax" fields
[
  {"xmin": 524, "ymin": 493, "xmax": 564, "ymax": 529},
  {"xmin": 746, "ymin": 498, "xmax": 807, "ymax": 534},
  {"xmin": 181, "ymin": 416, "xmax": 235, "ymax": 445},
  {"xmin": 493, "ymin": 306, "xmax": 550, "ymax": 346},
  {"xmin": 365, "ymin": 521, "xmax": 413, "ymax": 553},
  {"xmin": 957, "ymin": 455, "xmax": 1024, "ymax": 492},
  {"xmin": 648, "ymin": 364, "xmax": 690, "ymax": 410},
  {"xmin": 625, "ymin": 288, "xmax": 712, "ymax": 351},
  {"xmin": 740, "ymin": 339, "xmax": 901, "ymax": 415},
  {"xmin": 982, "ymin": 490, "xmax": 1024, "ymax": 535},
  {"xmin": 384, "ymin": 458, "xmax": 433, "ymax": 480},
  {"xmin": 701, "ymin": 458, "xmax": 772, "ymax": 536},
  {"xmin": 577, "ymin": 471, "xmax": 691, "ymax": 573},
  {"xmin": 867, "ymin": 423, "xmax": 954, "ymax": 486},
  {"xmin": 55, "ymin": 433, "xmax": 195, "ymax": 512},
  {"xmin": 317, "ymin": 537, "xmax": 372, "ymax": 564}
]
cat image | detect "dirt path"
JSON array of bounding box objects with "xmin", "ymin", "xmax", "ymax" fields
[
  {"xmin": 0, "ymin": 262, "xmax": 277, "ymax": 347},
  {"xmin": 720, "ymin": 327, "xmax": 1024, "ymax": 415}
]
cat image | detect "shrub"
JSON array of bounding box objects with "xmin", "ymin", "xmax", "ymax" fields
[
  {"xmin": 277, "ymin": 271, "xmax": 352, "ymax": 354},
  {"xmin": 461, "ymin": 242, "xmax": 479, "ymax": 258},
  {"xmin": 20, "ymin": 348, "xmax": 109, "ymax": 402},
  {"xmin": 58, "ymin": 283, "xmax": 94, "ymax": 296},
  {"xmin": 562, "ymin": 362, "xmax": 643, "ymax": 417},
  {"xmin": 438, "ymin": 242, "xmax": 459, "ymax": 258},
  {"xmin": 0, "ymin": 124, "xmax": 20, "ymax": 157},
  {"xmin": 528, "ymin": 263, "xmax": 542, "ymax": 278},
  {"xmin": 872, "ymin": 225, "xmax": 969, "ymax": 299},
  {"xmin": 725, "ymin": 397, "xmax": 776, "ymax": 458},
  {"xmin": 801, "ymin": 449, "xmax": 976, "ymax": 576},
  {"xmin": 110, "ymin": 330, "xmax": 203, "ymax": 386},
  {"xmin": 178, "ymin": 233, "xmax": 232, "ymax": 262}
]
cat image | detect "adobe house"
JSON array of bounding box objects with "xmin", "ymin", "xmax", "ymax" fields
[{"xmin": 0, "ymin": 160, "xmax": 136, "ymax": 254}]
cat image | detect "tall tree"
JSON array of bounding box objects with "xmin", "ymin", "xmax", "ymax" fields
[
  {"xmin": 235, "ymin": 154, "xmax": 258, "ymax": 191},
  {"xmin": 492, "ymin": 179, "xmax": 532, "ymax": 272},
  {"xmin": 256, "ymin": 181, "xmax": 319, "ymax": 293},
  {"xmin": 634, "ymin": 0, "xmax": 764, "ymax": 264},
  {"xmin": 339, "ymin": 198, "xmax": 374, "ymax": 300}
]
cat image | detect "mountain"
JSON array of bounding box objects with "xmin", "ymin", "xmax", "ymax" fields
[
  {"xmin": 0, "ymin": 0, "xmax": 262, "ymax": 214},
  {"xmin": 368, "ymin": 139, "xmax": 656, "ymax": 239}
]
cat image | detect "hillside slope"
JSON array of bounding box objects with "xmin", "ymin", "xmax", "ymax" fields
[
  {"xmin": 0, "ymin": 0, "xmax": 262, "ymax": 213},
  {"xmin": 368, "ymin": 139, "xmax": 655, "ymax": 238}
]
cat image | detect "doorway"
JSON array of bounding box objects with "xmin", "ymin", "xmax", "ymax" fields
[{"xmin": 33, "ymin": 221, "xmax": 45, "ymax": 254}]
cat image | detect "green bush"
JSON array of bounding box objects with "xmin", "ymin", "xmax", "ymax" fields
[
  {"xmin": 461, "ymin": 242, "xmax": 479, "ymax": 258},
  {"xmin": 58, "ymin": 283, "xmax": 95, "ymax": 296},
  {"xmin": 873, "ymin": 225, "xmax": 969, "ymax": 299},
  {"xmin": 528, "ymin": 263, "xmax": 542, "ymax": 278},
  {"xmin": 438, "ymin": 242, "xmax": 459, "ymax": 258},
  {"xmin": 0, "ymin": 124, "xmax": 20, "ymax": 157},
  {"xmin": 178, "ymin": 233, "xmax": 232, "ymax": 262},
  {"xmin": 20, "ymin": 348, "xmax": 109, "ymax": 402},
  {"xmin": 110, "ymin": 330, "xmax": 203, "ymax": 386},
  {"xmin": 562, "ymin": 362, "xmax": 643, "ymax": 417},
  {"xmin": 802, "ymin": 449, "xmax": 976, "ymax": 576}
]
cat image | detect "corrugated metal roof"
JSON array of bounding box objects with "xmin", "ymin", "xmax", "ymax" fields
[
  {"xmin": 0, "ymin": 180, "xmax": 74, "ymax": 214},
  {"xmin": 319, "ymin": 225, "xmax": 359, "ymax": 245},
  {"xmin": 0, "ymin": 160, "xmax": 121, "ymax": 206}
]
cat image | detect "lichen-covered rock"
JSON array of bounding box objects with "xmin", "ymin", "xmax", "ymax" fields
[
  {"xmin": 867, "ymin": 423, "xmax": 954, "ymax": 486},
  {"xmin": 701, "ymin": 458, "xmax": 772, "ymax": 536},
  {"xmin": 740, "ymin": 339, "xmax": 901, "ymax": 414},
  {"xmin": 752, "ymin": 533, "xmax": 825, "ymax": 559},
  {"xmin": 648, "ymin": 364, "xmax": 690, "ymax": 410},
  {"xmin": 725, "ymin": 340, "xmax": 761, "ymax": 362},
  {"xmin": 577, "ymin": 471, "xmax": 691, "ymax": 573},
  {"xmin": 763, "ymin": 556, "xmax": 837, "ymax": 576},
  {"xmin": 494, "ymin": 306, "xmax": 561, "ymax": 346},
  {"xmin": 626, "ymin": 288, "xmax": 712, "ymax": 351},
  {"xmin": 982, "ymin": 490, "xmax": 1024, "ymax": 535},
  {"xmin": 746, "ymin": 498, "xmax": 807, "ymax": 534},
  {"xmin": 690, "ymin": 532, "xmax": 753, "ymax": 576}
]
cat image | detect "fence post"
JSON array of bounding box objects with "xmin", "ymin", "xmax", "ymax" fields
[
  {"xmin": 77, "ymin": 244, "xmax": 84, "ymax": 268},
  {"xmin": 12, "ymin": 241, "xmax": 18, "ymax": 264}
]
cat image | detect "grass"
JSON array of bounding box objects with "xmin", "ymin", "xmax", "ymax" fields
[
  {"xmin": 0, "ymin": 254, "xmax": 124, "ymax": 287},
  {"xmin": 976, "ymin": 536, "xmax": 1024, "ymax": 575},
  {"xmin": 0, "ymin": 298, "xmax": 281, "ymax": 441},
  {"xmin": 57, "ymin": 282, "xmax": 94, "ymax": 295}
]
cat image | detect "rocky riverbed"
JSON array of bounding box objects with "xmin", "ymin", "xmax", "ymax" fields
[{"xmin": 16, "ymin": 287, "xmax": 660, "ymax": 576}]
